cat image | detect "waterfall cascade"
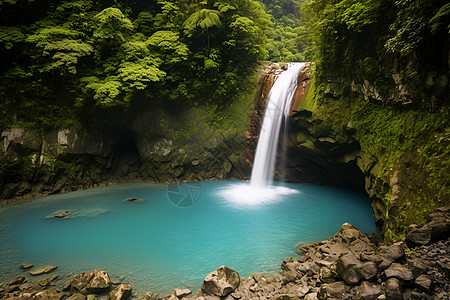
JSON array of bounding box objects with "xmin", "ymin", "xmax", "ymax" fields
[
  {"xmin": 250, "ymin": 62, "xmax": 305, "ymax": 187},
  {"xmin": 218, "ymin": 63, "xmax": 304, "ymax": 206}
]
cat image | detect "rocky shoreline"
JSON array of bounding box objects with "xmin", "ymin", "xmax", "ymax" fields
[{"xmin": 1, "ymin": 206, "xmax": 449, "ymax": 300}]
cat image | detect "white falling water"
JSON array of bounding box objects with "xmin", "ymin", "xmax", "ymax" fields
[
  {"xmin": 218, "ymin": 63, "xmax": 303, "ymax": 206},
  {"xmin": 251, "ymin": 62, "xmax": 305, "ymax": 187}
]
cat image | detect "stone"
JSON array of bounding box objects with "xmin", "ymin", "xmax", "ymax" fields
[
  {"xmin": 65, "ymin": 270, "xmax": 111, "ymax": 295},
  {"xmin": 127, "ymin": 198, "xmax": 144, "ymax": 203},
  {"xmin": 172, "ymin": 288, "xmax": 191, "ymax": 298},
  {"xmin": 142, "ymin": 292, "xmax": 159, "ymax": 300},
  {"xmin": 67, "ymin": 294, "xmax": 86, "ymax": 300},
  {"xmin": 317, "ymin": 281, "xmax": 348, "ymax": 299},
  {"xmin": 9, "ymin": 276, "xmax": 26, "ymax": 285},
  {"xmin": 336, "ymin": 253, "xmax": 361, "ymax": 285},
  {"xmin": 30, "ymin": 266, "xmax": 58, "ymax": 276},
  {"xmin": 109, "ymin": 284, "xmax": 132, "ymax": 300},
  {"xmin": 54, "ymin": 210, "xmax": 70, "ymax": 218},
  {"xmin": 38, "ymin": 274, "xmax": 58, "ymax": 287},
  {"xmin": 320, "ymin": 267, "xmax": 338, "ymax": 283},
  {"xmin": 355, "ymin": 262, "xmax": 378, "ymax": 281},
  {"xmin": 20, "ymin": 264, "xmax": 34, "ymax": 270},
  {"xmin": 304, "ymin": 293, "xmax": 318, "ymax": 300},
  {"xmin": 354, "ymin": 281, "xmax": 383, "ymax": 300},
  {"xmin": 383, "ymin": 263, "xmax": 414, "ymax": 282},
  {"xmin": 377, "ymin": 245, "xmax": 404, "ymax": 262},
  {"xmin": 384, "ymin": 278, "xmax": 403, "ymax": 300},
  {"xmin": 34, "ymin": 289, "xmax": 64, "ymax": 300},
  {"xmin": 143, "ymin": 292, "xmax": 159, "ymax": 300},
  {"xmin": 201, "ymin": 265, "xmax": 240, "ymax": 297},
  {"xmin": 415, "ymin": 274, "xmax": 432, "ymax": 292},
  {"xmin": 86, "ymin": 295, "xmax": 98, "ymax": 300},
  {"xmin": 407, "ymin": 259, "xmax": 429, "ymax": 277}
]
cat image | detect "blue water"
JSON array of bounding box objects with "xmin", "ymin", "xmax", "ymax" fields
[{"xmin": 0, "ymin": 180, "xmax": 376, "ymax": 294}]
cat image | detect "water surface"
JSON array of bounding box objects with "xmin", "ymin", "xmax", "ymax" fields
[{"xmin": 0, "ymin": 180, "xmax": 376, "ymax": 294}]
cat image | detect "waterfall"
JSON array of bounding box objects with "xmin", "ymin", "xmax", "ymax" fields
[
  {"xmin": 250, "ymin": 62, "xmax": 305, "ymax": 187},
  {"xmin": 218, "ymin": 63, "xmax": 303, "ymax": 206}
]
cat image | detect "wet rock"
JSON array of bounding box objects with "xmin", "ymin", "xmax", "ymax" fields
[
  {"xmin": 30, "ymin": 266, "xmax": 58, "ymax": 276},
  {"xmin": 65, "ymin": 270, "xmax": 111, "ymax": 295},
  {"xmin": 9, "ymin": 276, "xmax": 26, "ymax": 285},
  {"xmin": 317, "ymin": 281, "xmax": 348, "ymax": 299},
  {"xmin": 384, "ymin": 278, "xmax": 403, "ymax": 300},
  {"xmin": 126, "ymin": 198, "xmax": 144, "ymax": 203},
  {"xmin": 336, "ymin": 253, "xmax": 361, "ymax": 285},
  {"xmin": 20, "ymin": 264, "xmax": 34, "ymax": 270},
  {"xmin": 201, "ymin": 266, "xmax": 240, "ymax": 297},
  {"xmin": 415, "ymin": 274, "xmax": 432, "ymax": 292},
  {"xmin": 383, "ymin": 263, "xmax": 414, "ymax": 282},
  {"xmin": 54, "ymin": 210, "xmax": 70, "ymax": 218},
  {"xmin": 37, "ymin": 274, "xmax": 58, "ymax": 287},
  {"xmin": 354, "ymin": 281, "xmax": 383, "ymax": 300},
  {"xmin": 109, "ymin": 284, "xmax": 132, "ymax": 300},
  {"xmin": 172, "ymin": 288, "xmax": 191, "ymax": 298}
]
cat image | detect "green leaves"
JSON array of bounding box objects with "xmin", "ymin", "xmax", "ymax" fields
[
  {"xmin": 184, "ymin": 8, "xmax": 222, "ymax": 35},
  {"xmin": 0, "ymin": 26, "xmax": 24, "ymax": 49},
  {"xmin": 26, "ymin": 27, "xmax": 93, "ymax": 75},
  {"xmin": 147, "ymin": 31, "xmax": 189, "ymax": 63},
  {"xmin": 93, "ymin": 7, "xmax": 133, "ymax": 45}
]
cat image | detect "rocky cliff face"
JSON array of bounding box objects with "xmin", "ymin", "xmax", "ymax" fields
[
  {"xmin": 290, "ymin": 60, "xmax": 449, "ymax": 240},
  {"xmin": 0, "ymin": 94, "xmax": 252, "ymax": 206}
]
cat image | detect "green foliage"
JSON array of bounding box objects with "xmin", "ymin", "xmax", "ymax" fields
[
  {"xmin": 0, "ymin": 0, "xmax": 272, "ymax": 128},
  {"xmin": 93, "ymin": 7, "xmax": 133, "ymax": 45},
  {"xmin": 0, "ymin": 26, "xmax": 24, "ymax": 49}
]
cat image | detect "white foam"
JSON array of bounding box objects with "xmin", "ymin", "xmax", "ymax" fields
[{"xmin": 217, "ymin": 182, "xmax": 299, "ymax": 207}]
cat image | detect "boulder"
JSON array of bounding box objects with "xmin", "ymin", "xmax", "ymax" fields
[
  {"xmin": 9, "ymin": 276, "xmax": 26, "ymax": 285},
  {"xmin": 201, "ymin": 266, "xmax": 240, "ymax": 297},
  {"xmin": 37, "ymin": 275, "xmax": 58, "ymax": 287},
  {"xmin": 109, "ymin": 284, "xmax": 132, "ymax": 300},
  {"xmin": 30, "ymin": 266, "xmax": 58, "ymax": 276},
  {"xmin": 415, "ymin": 274, "xmax": 432, "ymax": 292},
  {"xmin": 355, "ymin": 262, "xmax": 378, "ymax": 281},
  {"xmin": 65, "ymin": 270, "xmax": 111, "ymax": 295},
  {"xmin": 377, "ymin": 245, "xmax": 404, "ymax": 262},
  {"xmin": 354, "ymin": 281, "xmax": 383, "ymax": 300},
  {"xmin": 383, "ymin": 263, "xmax": 414, "ymax": 282},
  {"xmin": 317, "ymin": 281, "xmax": 348, "ymax": 299},
  {"xmin": 304, "ymin": 293, "xmax": 318, "ymax": 300},
  {"xmin": 336, "ymin": 253, "xmax": 361, "ymax": 285},
  {"xmin": 34, "ymin": 289, "xmax": 65, "ymax": 300},
  {"xmin": 20, "ymin": 264, "xmax": 34, "ymax": 270},
  {"xmin": 405, "ymin": 207, "xmax": 450, "ymax": 247},
  {"xmin": 172, "ymin": 288, "xmax": 191, "ymax": 298},
  {"xmin": 384, "ymin": 278, "xmax": 403, "ymax": 300}
]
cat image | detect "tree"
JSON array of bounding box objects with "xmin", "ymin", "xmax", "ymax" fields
[{"xmin": 184, "ymin": 8, "xmax": 222, "ymax": 48}]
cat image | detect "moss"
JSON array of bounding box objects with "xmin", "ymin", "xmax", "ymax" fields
[{"xmin": 303, "ymin": 76, "xmax": 449, "ymax": 240}]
